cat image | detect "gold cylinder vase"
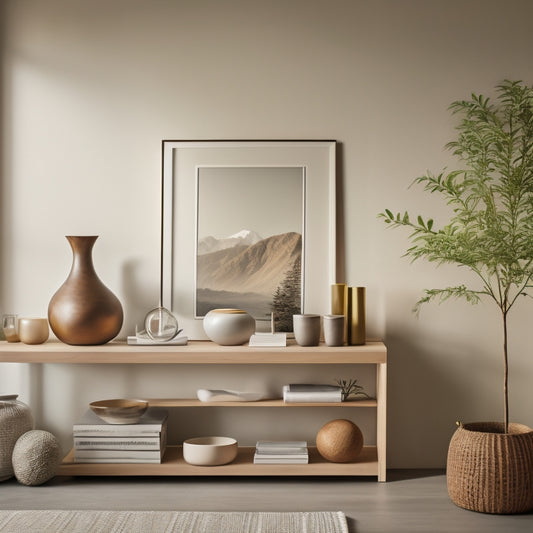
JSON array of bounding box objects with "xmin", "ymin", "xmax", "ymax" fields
[
  {"xmin": 347, "ymin": 287, "xmax": 365, "ymax": 345},
  {"xmin": 331, "ymin": 283, "xmax": 348, "ymax": 344}
]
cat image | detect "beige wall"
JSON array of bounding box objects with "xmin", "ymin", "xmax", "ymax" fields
[{"xmin": 2, "ymin": 0, "xmax": 533, "ymax": 468}]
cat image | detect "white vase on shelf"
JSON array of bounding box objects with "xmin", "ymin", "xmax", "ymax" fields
[{"xmin": 203, "ymin": 309, "xmax": 255, "ymax": 345}]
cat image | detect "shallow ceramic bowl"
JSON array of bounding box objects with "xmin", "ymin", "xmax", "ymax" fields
[
  {"xmin": 182, "ymin": 436, "xmax": 238, "ymax": 466},
  {"xmin": 89, "ymin": 399, "xmax": 148, "ymax": 424}
]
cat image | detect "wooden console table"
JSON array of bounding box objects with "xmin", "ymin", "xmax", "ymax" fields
[{"xmin": 0, "ymin": 340, "xmax": 387, "ymax": 481}]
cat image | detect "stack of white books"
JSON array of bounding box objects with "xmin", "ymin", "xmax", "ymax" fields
[
  {"xmin": 282, "ymin": 384, "xmax": 343, "ymax": 403},
  {"xmin": 73, "ymin": 407, "xmax": 168, "ymax": 463},
  {"xmin": 254, "ymin": 441, "xmax": 309, "ymax": 464}
]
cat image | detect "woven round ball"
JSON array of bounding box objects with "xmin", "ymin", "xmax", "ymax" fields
[
  {"xmin": 12, "ymin": 430, "xmax": 62, "ymax": 486},
  {"xmin": 316, "ymin": 419, "xmax": 364, "ymax": 462}
]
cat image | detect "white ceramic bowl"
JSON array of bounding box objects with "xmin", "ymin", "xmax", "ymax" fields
[
  {"xmin": 89, "ymin": 399, "xmax": 148, "ymax": 424},
  {"xmin": 182, "ymin": 436, "xmax": 238, "ymax": 466}
]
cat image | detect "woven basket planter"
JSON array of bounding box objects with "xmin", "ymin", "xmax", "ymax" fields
[{"xmin": 447, "ymin": 422, "xmax": 533, "ymax": 514}]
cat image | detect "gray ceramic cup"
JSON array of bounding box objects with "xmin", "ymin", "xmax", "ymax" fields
[
  {"xmin": 323, "ymin": 314, "xmax": 345, "ymax": 346},
  {"xmin": 293, "ymin": 314, "xmax": 321, "ymax": 346}
]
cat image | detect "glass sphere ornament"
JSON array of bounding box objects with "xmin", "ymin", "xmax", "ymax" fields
[{"xmin": 144, "ymin": 306, "xmax": 179, "ymax": 341}]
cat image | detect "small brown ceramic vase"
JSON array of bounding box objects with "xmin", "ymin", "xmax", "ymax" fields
[{"xmin": 48, "ymin": 236, "xmax": 123, "ymax": 345}]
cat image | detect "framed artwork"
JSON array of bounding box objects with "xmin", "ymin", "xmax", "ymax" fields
[{"xmin": 161, "ymin": 140, "xmax": 336, "ymax": 340}]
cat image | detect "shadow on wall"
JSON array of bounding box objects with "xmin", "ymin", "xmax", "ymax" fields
[
  {"xmin": 0, "ymin": 0, "xmax": 8, "ymax": 330},
  {"xmin": 335, "ymin": 142, "xmax": 346, "ymax": 284},
  {"xmin": 120, "ymin": 258, "xmax": 159, "ymax": 338},
  {"xmin": 384, "ymin": 295, "xmax": 503, "ymax": 469},
  {"xmin": 385, "ymin": 332, "xmax": 460, "ymax": 468},
  {"xmin": 40, "ymin": 363, "xmax": 157, "ymax": 453}
]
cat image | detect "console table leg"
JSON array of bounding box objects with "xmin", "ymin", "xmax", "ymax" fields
[{"xmin": 376, "ymin": 362, "xmax": 387, "ymax": 482}]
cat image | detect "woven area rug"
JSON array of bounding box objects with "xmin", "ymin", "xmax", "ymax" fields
[{"xmin": 0, "ymin": 510, "xmax": 348, "ymax": 533}]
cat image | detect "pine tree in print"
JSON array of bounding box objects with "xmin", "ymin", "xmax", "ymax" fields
[{"xmin": 271, "ymin": 256, "xmax": 302, "ymax": 332}]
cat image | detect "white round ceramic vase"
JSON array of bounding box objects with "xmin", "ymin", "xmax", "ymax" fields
[{"xmin": 203, "ymin": 309, "xmax": 255, "ymax": 345}]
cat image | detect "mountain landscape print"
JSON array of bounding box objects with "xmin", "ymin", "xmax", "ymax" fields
[
  {"xmin": 196, "ymin": 166, "xmax": 304, "ymax": 329},
  {"xmin": 197, "ymin": 230, "xmax": 302, "ymax": 322}
]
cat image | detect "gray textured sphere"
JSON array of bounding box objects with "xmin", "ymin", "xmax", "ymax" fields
[{"xmin": 12, "ymin": 430, "xmax": 62, "ymax": 486}]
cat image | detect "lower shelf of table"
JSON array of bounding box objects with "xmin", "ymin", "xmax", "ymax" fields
[{"xmin": 58, "ymin": 445, "xmax": 379, "ymax": 477}]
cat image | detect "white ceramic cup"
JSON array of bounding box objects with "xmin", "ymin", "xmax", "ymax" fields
[
  {"xmin": 292, "ymin": 314, "xmax": 321, "ymax": 346},
  {"xmin": 18, "ymin": 318, "xmax": 49, "ymax": 345},
  {"xmin": 323, "ymin": 314, "xmax": 345, "ymax": 346}
]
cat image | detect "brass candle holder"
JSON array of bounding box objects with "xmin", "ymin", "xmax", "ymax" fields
[
  {"xmin": 347, "ymin": 286, "xmax": 366, "ymax": 345},
  {"xmin": 331, "ymin": 283, "xmax": 348, "ymax": 344}
]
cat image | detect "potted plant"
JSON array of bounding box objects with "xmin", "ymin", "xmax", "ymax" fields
[{"xmin": 380, "ymin": 80, "xmax": 533, "ymax": 514}]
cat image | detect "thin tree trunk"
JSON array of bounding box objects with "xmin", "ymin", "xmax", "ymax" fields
[{"xmin": 503, "ymin": 310, "xmax": 509, "ymax": 434}]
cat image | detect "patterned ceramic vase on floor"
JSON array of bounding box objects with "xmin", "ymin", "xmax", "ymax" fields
[
  {"xmin": 0, "ymin": 394, "xmax": 33, "ymax": 481},
  {"xmin": 447, "ymin": 421, "xmax": 533, "ymax": 514},
  {"xmin": 48, "ymin": 236, "xmax": 123, "ymax": 345}
]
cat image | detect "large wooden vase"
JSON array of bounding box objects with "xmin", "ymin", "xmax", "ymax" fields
[
  {"xmin": 447, "ymin": 422, "xmax": 533, "ymax": 514},
  {"xmin": 48, "ymin": 236, "xmax": 123, "ymax": 345}
]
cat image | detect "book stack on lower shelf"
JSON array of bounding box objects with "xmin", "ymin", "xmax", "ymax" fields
[
  {"xmin": 253, "ymin": 441, "xmax": 309, "ymax": 464},
  {"xmin": 73, "ymin": 407, "xmax": 168, "ymax": 463},
  {"xmin": 282, "ymin": 384, "xmax": 343, "ymax": 403}
]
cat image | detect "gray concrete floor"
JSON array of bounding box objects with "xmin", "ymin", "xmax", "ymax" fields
[{"xmin": 0, "ymin": 471, "xmax": 532, "ymax": 532}]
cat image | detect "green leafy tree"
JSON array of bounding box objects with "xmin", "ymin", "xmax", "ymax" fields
[
  {"xmin": 271, "ymin": 257, "xmax": 302, "ymax": 332},
  {"xmin": 380, "ymin": 80, "xmax": 533, "ymax": 433}
]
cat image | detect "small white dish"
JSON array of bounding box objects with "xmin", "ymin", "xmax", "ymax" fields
[
  {"xmin": 182, "ymin": 436, "xmax": 238, "ymax": 466},
  {"xmin": 196, "ymin": 389, "xmax": 265, "ymax": 402}
]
